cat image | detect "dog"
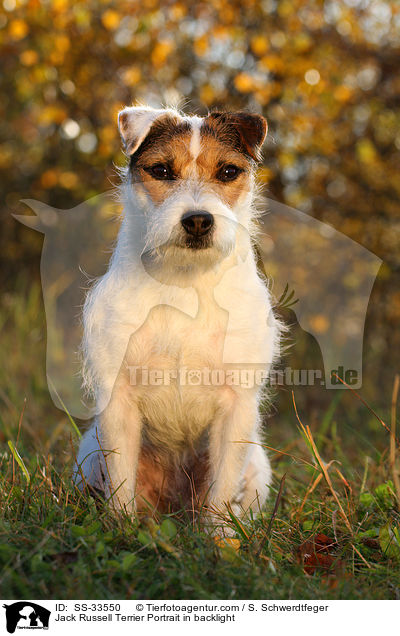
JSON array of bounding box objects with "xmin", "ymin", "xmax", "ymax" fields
[{"xmin": 74, "ymin": 106, "xmax": 281, "ymax": 530}]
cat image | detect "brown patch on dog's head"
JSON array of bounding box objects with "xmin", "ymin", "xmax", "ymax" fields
[
  {"xmin": 196, "ymin": 137, "xmax": 253, "ymax": 208},
  {"xmin": 130, "ymin": 116, "xmax": 191, "ymax": 166},
  {"xmin": 119, "ymin": 107, "xmax": 267, "ymax": 209},
  {"xmin": 134, "ymin": 133, "xmax": 253, "ymax": 208},
  {"xmin": 202, "ymin": 111, "xmax": 267, "ymax": 161},
  {"xmin": 131, "ymin": 115, "xmax": 193, "ymax": 205}
]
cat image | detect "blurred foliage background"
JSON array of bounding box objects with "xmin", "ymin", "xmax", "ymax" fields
[{"xmin": 0, "ymin": 0, "xmax": 399, "ymax": 436}]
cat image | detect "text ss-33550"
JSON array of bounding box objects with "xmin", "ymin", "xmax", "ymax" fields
[{"xmin": 74, "ymin": 604, "xmax": 121, "ymax": 612}]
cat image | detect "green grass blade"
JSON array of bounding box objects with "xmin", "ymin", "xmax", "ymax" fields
[
  {"xmin": 47, "ymin": 376, "xmax": 82, "ymax": 439},
  {"xmin": 8, "ymin": 440, "xmax": 30, "ymax": 483}
]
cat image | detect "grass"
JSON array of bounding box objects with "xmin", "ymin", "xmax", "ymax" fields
[{"xmin": 1, "ymin": 280, "xmax": 400, "ymax": 600}]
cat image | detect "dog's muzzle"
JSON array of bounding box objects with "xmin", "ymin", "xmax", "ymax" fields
[{"xmin": 180, "ymin": 210, "xmax": 214, "ymax": 249}]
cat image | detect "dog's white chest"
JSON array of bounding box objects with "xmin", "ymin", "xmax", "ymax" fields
[
  {"xmin": 123, "ymin": 301, "xmax": 227, "ymax": 449},
  {"xmin": 119, "ymin": 276, "xmax": 273, "ymax": 451}
]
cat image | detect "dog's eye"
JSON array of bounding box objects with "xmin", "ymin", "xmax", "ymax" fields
[
  {"xmin": 145, "ymin": 163, "xmax": 174, "ymax": 181},
  {"xmin": 216, "ymin": 164, "xmax": 243, "ymax": 182}
]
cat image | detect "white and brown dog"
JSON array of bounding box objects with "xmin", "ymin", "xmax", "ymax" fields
[{"xmin": 74, "ymin": 106, "xmax": 281, "ymax": 529}]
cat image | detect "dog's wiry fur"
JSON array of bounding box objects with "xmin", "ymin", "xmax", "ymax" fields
[{"xmin": 74, "ymin": 106, "xmax": 281, "ymax": 528}]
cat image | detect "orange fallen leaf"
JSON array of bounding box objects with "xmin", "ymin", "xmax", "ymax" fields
[{"xmin": 214, "ymin": 536, "xmax": 241, "ymax": 551}]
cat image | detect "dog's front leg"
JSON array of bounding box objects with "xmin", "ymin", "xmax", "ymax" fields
[
  {"xmin": 208, "ymin": 393, "xmax": 258, "ymax": 523},
  {"xmin": 100, "ymin": 395, "xmax": 142, "ymax": 514}
]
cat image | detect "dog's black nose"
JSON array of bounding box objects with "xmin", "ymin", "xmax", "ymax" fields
[{"xmin": 181, "ymin": 211, "xmax": 214, "ymax": 237}]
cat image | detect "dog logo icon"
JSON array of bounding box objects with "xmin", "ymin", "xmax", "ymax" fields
[
  {"xmin": 3, "ymin": 602, "xmax": 50, "ymax": 633},
  {"xmin": 14, "ymin": 190, "xmax": 381, "ymax": 421}
]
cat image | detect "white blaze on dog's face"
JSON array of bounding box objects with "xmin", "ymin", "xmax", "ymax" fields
[{"xmin": 118, "ymin": 106, "xmax": 267, "ymax": 265}]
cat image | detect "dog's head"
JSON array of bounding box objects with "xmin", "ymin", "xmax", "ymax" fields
[{"xmin": 118, "ymin": 106, "xmax": 267, "ymax": 267}]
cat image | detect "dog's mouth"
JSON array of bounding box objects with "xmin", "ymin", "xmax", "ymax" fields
[
  {"xmin": 141, "ymin": 227, "xmax": 217, "ymax": 272},
  {"xmin": 182, "ymin": 234, "xmax": 213, "ymax": 250}
]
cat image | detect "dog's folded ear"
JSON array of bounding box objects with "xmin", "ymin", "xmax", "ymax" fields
[
  {"xmin": 118, "ymin": 106, "xmax": 177, "ymax": 155},
  {"xmin": 206, "ymin": 111, "xmax": 268, "ymax": 161}
]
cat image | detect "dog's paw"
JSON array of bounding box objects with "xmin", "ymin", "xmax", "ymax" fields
[
  {"xmin": 202, "ymin": 518, "xmax": 236, "ymax": 539},
  {"xmin": 201, "ymin": 501, "xmax": 242, "ymax": 538}
]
